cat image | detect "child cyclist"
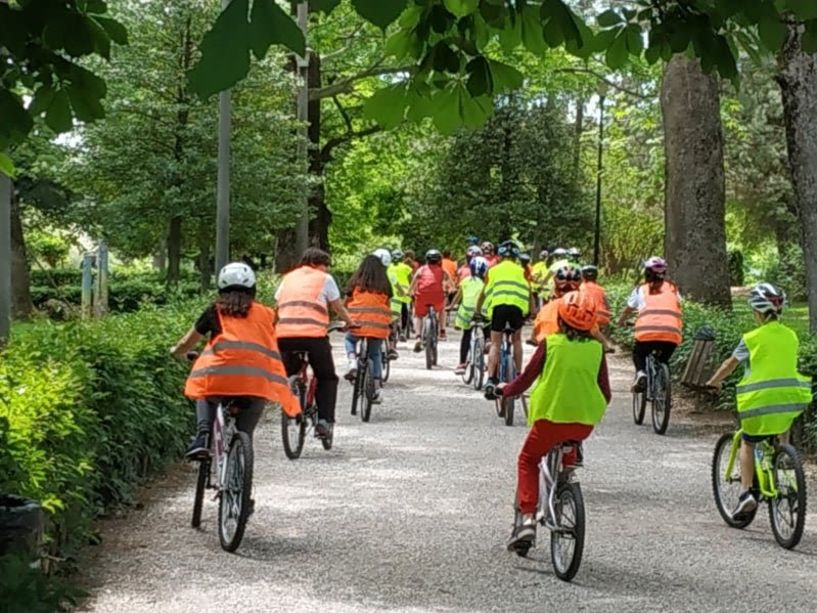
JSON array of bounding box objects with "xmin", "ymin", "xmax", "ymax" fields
[
  {"xmin": 343, "ymin": 254, "xmax": 394, "ymax": 404},
  {"xmin": 706, "ymin": 283, "xmax": 811, "ymax": 517},
  {"xmin": 171, "ymin": 262, "xmax": 300, "ymax": 459},
  {"xmin": 410, "ymin": 249, "xmax": 452, "ymax": 349},
  {"xmin": 453, "ymin": 256, "xmax": 489, "ymax": 375},
  {"xmin": 496, "ymin": 291, "xmax": 611, "ymax": 552}
]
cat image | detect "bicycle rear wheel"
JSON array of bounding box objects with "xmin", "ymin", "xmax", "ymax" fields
[
  {"xmin": 711, "ymin": 433, "xmax": 756, "ymax": 529},
  {"xmin": 351, "ymin": 366, "xmax": 362, "ymax": 416},
  {"xmin": 651, "ymin": 363, "xmax": 671, "ymax": 435},
  {"xmin": 550, "ymin": 482, "xmax": 585, "ymax": 582},
  {"xmin": 191, "ymin": 458, "xmax": 210, "ymax": 528},
  {"xmin": 473, "ymin": 336, "xmax": 485, "ymax": 391},
  {"xmin": 219, "ymin": 432, "xmax": 253, "ymax": 552},
  {"xmin": 382, "ymin": 351, "xmax": 391, "ymax": 384},
  {"xmin": 361, "ymin": 360, "xmax": 375, "ymax": 423},
  {"xmin": 769, "ymin": 443, "xmax": 807, "ymax": 549},
  {"xmin": 282, "ymin": 380, "xmax": 307, "ymax": 460}
]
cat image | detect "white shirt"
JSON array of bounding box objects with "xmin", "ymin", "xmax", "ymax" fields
[
  {"xmin": 626, "ymin": 285, "xmax": 683, "ymax": 311},
  {"xmin": 275, "ymin": 272, "xmax": 341, "ymax": 307}
]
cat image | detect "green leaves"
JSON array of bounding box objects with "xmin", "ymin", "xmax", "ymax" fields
[
  {"xmin": 46, "ymin": 90, "xmax": 74, "ymax": 133},
  {"xmin": 351, "ymin": 0, "xmax": 408, "ymax": 30},
  {"xmin": 0, "ymin": 89, "xmax": 33, "ymax": 145},
  {"xmin": 432, "ymin": 84, "xmax": 492, "ymax": 134},
  {"xmin": 309, "ymin": 0, "xmax": 342, "ymax": 13},
  {"xmin": 189, "ymin": 0, "xmax": 305, "ymax": 98},
  {"xmin": 0, "ymin": 152, "xmax": 15, "ymax": 178},
  {"xmin": 364, "ymin": 86, "xmax": 409, "ymax": 130},
  {"xmin": 443, "ymin": 0, "xmax": 479, "ymax": 19},
  {"xmin": 605, "ymin": 29, "xmax": 629, "ymax": 69},
  {"xmin": 787, "ymin": 0, "xmax": 817, "ymax": 21},
  {"xmin": 758, "ymin": 14, "xmax": 787, "ymax": 51},
  {"xmin": 803, "ymin": 20, "xmax": 817, "ymax": 53},
  {"xmin": 597, "ymin": 9, "xmax": 623, "ymax": 28}
]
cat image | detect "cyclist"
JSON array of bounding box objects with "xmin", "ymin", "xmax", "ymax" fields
[
  {"xmin": 458, "ymin": 245, "xmax": 482, "ymax": 282},
  {"xmin": 706, "ymin": 283, "xmax": 811, "ymax": 518},
  {"xmin": 275, "ymin": 248, "xmax": 356, "ymax": 441},
  {"xmin": 453, "ymin": 256, "xmax": 488, "ymax": 375},
  {"xmin": 482, "ymin": 241, "xmax": 498, "ymax": 268},
  {"xmin": 579, "ymin": 265, "xmax": 611, "ymax": 329},
  {"xmin": 390, "ymin": 249, "xmax": 413, "ymax": 341},
  {"xmin": 567, "ymin": 247, "xmax": 582, "ymax": 264},
  {"xmin": 531, "ymin": 249, "xmax": 550, "ymax": 309},
  {"xmin": 343, "ymin": 254, "xmax": 394, "ymax": 404},
  {"xmin": 532, "ymin": 265, "xmax": 581, "ymax": 343},
  {"xmin": 442, "ymin": 249, "xmax": 459, "ymax": 306},
  {"xmin": 477, "ymin": 240, "xmax": 530, "ymax": 399},
  {"xmin": 496, "ymin": 291, "xmax": 611, "ymax": 552},
  {"xmin": 172, "ymin": 262, "xmax": 299, "ymax": 459},
  {"xmin": 410, "ymin": 249, "xmax": 451, "ymax": 350},
  {"xmin": 542, "ymin": 247, "xmax": 570, "ymax": 286},
  {"xmin": 466, "ymin": 235, "xmax": 480, "ymax": 248},
  {"xmin": 616, "ymin": 256, "xmax": 682, "ymax": 393}
]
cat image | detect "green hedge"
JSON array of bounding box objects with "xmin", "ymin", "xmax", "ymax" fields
[
  {"xmin": 0, "ymin": 301, "xmax": 205, "ymax": 561},
  {"xmin": 606, "ymin": 285, "xmax": 817, "ymax": 450}
]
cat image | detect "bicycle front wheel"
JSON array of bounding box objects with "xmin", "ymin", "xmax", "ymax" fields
[
  {"xmin": 473, "ymin": 337, "xmax": 485, "ymax": 391},
  {"xmin": 191, "ymin": 458, "xmax": 210, "ymax": 528},
  {"xmin": 282, "ymin": 380, "xmax": 307, "ymax": 460},
  {"xmin": 502, "ymin": 353, "xmax": 515, "ymax": 427},
  {"xmin": 769, "ymin": 443, "xmax": 807, "ymax": 549},
  {"xmin": 651, "ymin": 363, "xmax": 671, "ymax": 435},
  {"xmin": 219, "ymin": 432, "xmax": 253, "ymax": 552},
  {"xmin": 361, "ymin": 360, "xmax": 375, "ymax": 423},
  {"xmin": 550, "ymin": 482, "xmax": 585, "ymax": 582},
  {"xmin": 632, "ymin": 390, "xmax": 646, "ymax": 425},
  {"xmin": 711, "ymin": 433, "xmax": 756, "ymax": 529},
  {"xmin": 382, "ymin": 351, "xmax": 391, "ymax": 384}
]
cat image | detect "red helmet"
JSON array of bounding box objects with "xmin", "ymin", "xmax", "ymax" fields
[{"xmin": 558, "ymin": 291, "xmax": 597, "ymax": 331}]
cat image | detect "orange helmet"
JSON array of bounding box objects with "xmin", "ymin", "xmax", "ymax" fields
[{"xmin": 557, "ymin": 290, "xmax": 597, "ymax": 331}]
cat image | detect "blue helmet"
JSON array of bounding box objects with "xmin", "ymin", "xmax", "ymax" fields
[
  {"xmin": 469, "ymin": 256, "xmax": 488, "ymax": 279},
  {"xmin": 497, "ymin": 240, "xmax": 520, "ymax": 258},
  {"xmin": 466, "ymin": 235, "xmax": 480, "ymax": 246}
]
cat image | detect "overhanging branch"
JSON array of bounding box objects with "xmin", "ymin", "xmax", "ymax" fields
[
  {"xmin": 551, "ymin": 67, "xmax": 653, "ymax": 99},
  {"xmin": 310, "ymin": 64, "xmax": 412, "ymax": 100}
]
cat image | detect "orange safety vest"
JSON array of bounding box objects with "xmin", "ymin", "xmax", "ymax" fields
[
  {"xmin": 276, "ymin": 266, "xmax": 331, "ymax": 339},
  {"xmin": 184, "ymin": 303, "xmax": 300, "ymax": 417},
  {"xmin": 534, "ymin": 298, "xmax": 562, "ymax": 342},
  {"xmin": 346, "ymin": 289, "xmax": 392, "ymax": 339},
  {"xmin": 634, "ymin": 282, "xmax": 683, "ymax": 344},
  {"xmin": 581, "ymin": 281, "xmax": 611, "ymax": 326},
  {"xmin": 442, "ymin": 258, "xmax": 458, "ymax": 286}
]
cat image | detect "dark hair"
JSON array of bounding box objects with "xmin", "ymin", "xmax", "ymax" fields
[
  {"xmin": 558, "ymin": 317, "xmax": 593, "ymax": 341},
  {"xmin": 301, "ymin": 247, "xmax": 331, "ymax": 267},
  {"xmin": 442, "ymin": 249, "xmax": 451, "ymax": 258},
  {"xmin": 404, "ymin": 250, "xmax": 415, "ymax": 261},
  {"xmin": 347, "ymin": 255, "xmax": 393, "ymax": 298},
  {"xmin": 216, "ymin": 288, "xmax": 255, "ymax": 318}
]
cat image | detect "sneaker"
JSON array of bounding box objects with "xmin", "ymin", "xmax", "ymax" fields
[
  {"xmin": 344, "ymin": 358, "xmax": 357, "ymax": 382},
  {"xmin": 507, "ymin": 516, "xmax": 537, "ymax": 553},
  {"xmin": 631, "ymin": 371, "xmax": 647, "ymax": 393},
  {"xmin": 732, "ymin": 490, "xmax": 757, "ymax": 518},
  {"xmin": 398, "ymin": 334, "xmax": 407, "ymax": 343},
  {"xmin": 413, "ymin": 339, "xmax": 423, "ymax": 353},
  {"xmin": 185, "ymin": 432, "xmax": 209, "ymax": 460},
  {"xmin": 315, "ymin": 419, "xmax": 333, "ymax": 440},
  {"xmin": 373, "ymin": 389, "xmax": 383, "ymax": 405},
  {"xmin": 484, "ymin": 378, "xmax": 498, "ymax": 401},
  {"xmin": 454, "ymin": 363, "xmax": 467, "ymax": 375},
  {"xmin": 439, "ymin": 331, "xmax": 448, "ymax": 341},
  {"xmin": 388, "ymin": 348, "xmax": 399, "ymax": 360},
  {"xmin": 525, "ymin": 337, "xmax": 538, "ymax": 347}
]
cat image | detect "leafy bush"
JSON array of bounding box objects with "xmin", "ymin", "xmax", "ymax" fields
[
  {"xmin": 0, "ymin": 301, "xmax": 204, "ymax": 560},
  {"xmin": 728, "ymin": 249, "xmax": 745, "ymax": 286},
  {"xmin": 0, "ymin": 554, "xmax": 84, "ymax": 612},
  {"xmin": 607, "ymin": 284, "xmax": 817, "ymax": 451}
]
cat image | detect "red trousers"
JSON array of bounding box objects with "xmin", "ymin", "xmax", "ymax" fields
[{"xmin": 516, "ymin": 419, "xmax": 594, "ymax": 514}]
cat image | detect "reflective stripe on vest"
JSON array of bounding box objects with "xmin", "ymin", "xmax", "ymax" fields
[
  {"xmin": 276, "ymin": 266, "xmax": 331, "ymax": 338},
  {"xmin": 484, "ymin": 261, "xmax": 529, "ymax": 315},
  {"xmin": 634, "ymin": 283, "xmax": 682, "ymax": 344},
  {"xmin": 528, "ymin": 334, "xmax": 607, "ymax": 426},
  {"xmin": 347, "ymin": 289, "xmax": 392, "ymax": 339},
  {"xmin": 735, "ymin": 322, "xmax": 812, "ymax": 435},
  {"xmin": 456, "ymin": 277, "xmax": 484, "ymax": 329},
  {"xmin": 184, "ymin": 303, "xmax": 300, "ymax": 417}
]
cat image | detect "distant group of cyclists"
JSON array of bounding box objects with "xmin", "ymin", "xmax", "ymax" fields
[{"xmin": 169, "ymin": 235, "xmax": 810, "ymax": 554}]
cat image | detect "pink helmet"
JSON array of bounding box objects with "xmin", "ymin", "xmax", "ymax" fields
[{"xmin": 644, "ymin": 256, "xmax": 668, "ymax": 275}]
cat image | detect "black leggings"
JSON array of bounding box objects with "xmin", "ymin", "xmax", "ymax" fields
[
  {"xmin": 278, "ymin": 336, "xmax": 339, "ymax": 423},
  {"xmin": 633, "ymin": 341, "xmax": 677, "ymax": 372},
  {"xmin": 460, "ymin": 328, "xmax": 472, "ymax": 364}
]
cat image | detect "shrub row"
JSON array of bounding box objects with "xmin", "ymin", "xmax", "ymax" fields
[
  {"xmin": 0, "ymin": 300, "xmax": 205, "ymax": 562},
  {"xmin": 605, "ymin": 285, "xmax": 817, "ymax": 451}
]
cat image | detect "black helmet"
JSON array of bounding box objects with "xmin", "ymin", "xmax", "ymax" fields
[
  {"xmin": 497, "ymin": 240, "xmax": 520, "ymax": 259},
  {"xmin": 581, "ymin": 265, "xmax": 598, "ymax": 281},
  {"xmin": 425, "ymin": 249, "xmax": 442, "ymax": 264},
  {"xmin": 520, "ymin": 253, "xmax": 531, "ymax": 265},
  {"xmin": 467, "ymin": 235, "xmax": 480, "ymax": 246}
]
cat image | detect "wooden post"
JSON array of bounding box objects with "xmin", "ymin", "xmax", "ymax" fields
[
  {"xmin": 81, "ymin": 253, "xmax": 94, "ymax": 319},
  {"xmin": 95, "ymin": 242, "xmax": 109, "ymax": 317}
]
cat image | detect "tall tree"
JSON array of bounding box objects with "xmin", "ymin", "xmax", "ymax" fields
[
  {"xmin": 661, "ymin": 55, "xmax": 731, "ymax": 306},
  {"xmin": 778, "ymin": 21, "xmax": 817, "ymax": 332}
]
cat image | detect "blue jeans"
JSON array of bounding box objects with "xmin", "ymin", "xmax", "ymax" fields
[{"xmin": 345, "ymin": 334, "xmax": 383, "ymax": 380}]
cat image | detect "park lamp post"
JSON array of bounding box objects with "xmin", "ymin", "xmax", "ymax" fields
[{"xmin": 592, "ymin": 82, "xmax": 608, "ymax": 267}]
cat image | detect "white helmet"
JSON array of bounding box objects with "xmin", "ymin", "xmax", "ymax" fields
[
  {"xmin": 217, "ymin": 262, "xmax": 256, "ymax": 290},
  {"xmin": 373, "ymin": 248, "xmax": 392, "ymax": 267},
  {"xmin": 748, "ymin": 282, "xmax": 786, "ymax": 316}
]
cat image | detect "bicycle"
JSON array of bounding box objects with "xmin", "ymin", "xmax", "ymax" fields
[
  {"xmin": 350, "ymin": 336, "xmax": 380, "ymax": 423},
  {"xmin": 496, "ymin": 323, "xmax": 517, "ymax": 426},
  {"xmin": 461, "ymin": 319, "xmax": 486, "ymax": 391},
  {"xmin": 512, "ymin": 440, "xmax": 586, "ymax": 582},
  {"xmin": 632, "ymin": 350, "xmax": 671, "ymax": 435},
  {"xmin": 422, "ymin": 305, "xmax": 439, "ymax": 370},
  {"xmin": 712, "ymin": 429, "xmax": 807, "ymax": 549},
  {"xmin": 187, "ymin": 354, "xmax": 253, "ymax": 553}
]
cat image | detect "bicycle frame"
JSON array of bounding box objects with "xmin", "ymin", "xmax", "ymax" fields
[
  {"xmin": 722, "ymin": 429, "xmax": 779, "ymax": 500},
  {"xmin": 212, "ymin": 402, "xmax": 237, "ymax": 495},
  {"xmin": 537, "ymin": 445, "xmax": 573, "ymax": 530}
]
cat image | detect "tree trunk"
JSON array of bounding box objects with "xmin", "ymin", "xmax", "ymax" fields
[
  {"xmin": 153, "ymin": 240, "xmax": 167, "ymax": 274},
  {"xmin": 307, "ymin": 53, "xmax": 331, "ymax": 251},
  {"xmin": 572, "ymin": 97, "xmax": 585, "ymax": 187},
  {"xmin": 10, "ymin": 186, "xmax": 32, "ymax": 318},
  {"xmin": 275, "ymin": 228, "xmax": 300, "ymax": 273},
  {"xmin": 167, "ymin": 216, "xmax": 183, "ymax": 285},
  {"xmin": 778, "ymin": 21, "xmax": 817, "ymax": 332},
  {"xmin": 661, "ymin": 55, "xmax": 731, "ymax": 307}
]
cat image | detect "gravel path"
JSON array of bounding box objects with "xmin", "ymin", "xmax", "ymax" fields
[{"xmin": 81, "ymin": 330, "xmax": 817, "ymax": 612}]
